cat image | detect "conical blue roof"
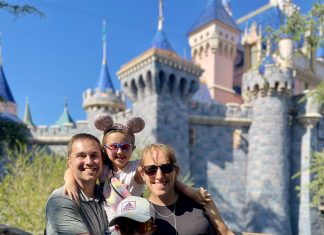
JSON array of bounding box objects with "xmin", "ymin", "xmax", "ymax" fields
[
  {"xmin": 238, "ymin": 5, "xmax": 285, "ymax": 39},
  {"xmin": 55, "ymin": 101, "xmax": 75, "ymax": 127},
  {"xmin": 151, "ymin": 29, "xmax": 174, "ymax": 52},
  {"xmin": 189, "ymin": 0, "xmax": 239, "ymax": 34},
  {"xmin": 259, "ymin": 55, "xmax": 275, "ymax": 74},
  {"xmin": 0, "ymin": 64, "xmax": 15, "ymax": 102},
  {"xmin": 96, "ymin": 62, "xmax": 115, "ymax": 91},
  {"xmin": 316, "ymin": 39, "xmax": 324, "ymax": 58}
]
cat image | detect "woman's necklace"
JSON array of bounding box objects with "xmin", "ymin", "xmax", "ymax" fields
[{"xmin": 152, "ymin": 202, "xmax": 177, "ymax": 234}]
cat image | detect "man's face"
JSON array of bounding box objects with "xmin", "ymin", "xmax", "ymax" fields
[{"xmin": 68, "ymin": 138, "xmax": 103, "ymax": 187}]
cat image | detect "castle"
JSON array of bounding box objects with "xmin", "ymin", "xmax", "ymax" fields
[{"xmin": 1, "ymin": 0, "xmax": 324, "ymax": 234}]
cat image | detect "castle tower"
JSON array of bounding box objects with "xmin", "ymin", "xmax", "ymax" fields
[
  {"xmin": 242, "ymin": 40, "xmax": 293, "ymax": 234},
  {"xmin": 188, "ymin": 0, "xmax": 241, "ymax": 104},
  {"xmin": 117, "ymin": 0, "xmax": 202, "ymax": 171},
  {"xmin": 83, "ymin": 20, "xmax": 125, "ymax": 124},
  {"xmin": 55, "ymin": 98, "xmax": 75, "ymax": 128},
  {"xmin": 23, "ymin": 97, "xmax": 35, "ymax": 127},
  {"xmin": 0, "ymin": 34, "xmax": 17, "ymax": 117}
]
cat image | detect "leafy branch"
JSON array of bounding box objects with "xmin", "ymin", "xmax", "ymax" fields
[{"xmin": 0, "ymin": 0, "xmax": 44, "ymax": 17}]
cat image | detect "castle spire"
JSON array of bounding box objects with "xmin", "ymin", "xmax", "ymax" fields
[
  {"xmin": 158, "ymin": 0, "xmax": 164, "ymax": 31},
  {"xmin": 150, "ymin": 0, "xmax": 174, "ymax": 52},
  {"xmin": 102, "ymin": 20, "xmax": 107, "ymax": 65},
  {"xmin": 23, "ymin": 97, "xmax": 35, "ymax": 127},
  {"xmin": 96, "ymin": 20, "xmax": 115, "ymax": 92}
]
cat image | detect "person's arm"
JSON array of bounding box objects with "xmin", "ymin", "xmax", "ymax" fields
[
  {"xmin": 63, "ymin": 168, "xmax": 80, "ymax": 203},
  {"xmin": 46, "ymin": 195, "xmax": 90, "ymax": 235},
  {"xmin": 174, "ymin": 180, "xmax": 211, "ymax": 205},
  {"xmin": 204, "ymin": 198, "xmax": 234, "ymax": 235}
]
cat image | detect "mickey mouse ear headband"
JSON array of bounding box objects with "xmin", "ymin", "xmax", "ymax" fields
[{"xmin": 94, "ymin": 113, "xmax": 145, "ymax": 135}]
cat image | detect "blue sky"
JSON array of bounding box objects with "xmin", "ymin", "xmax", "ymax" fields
[{"xmin": 0, "ymin": 0, "xmax": 317, "ymax": 125}]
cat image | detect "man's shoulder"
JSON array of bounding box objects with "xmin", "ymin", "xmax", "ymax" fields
[
  {"xmin": 48, "ymin": 186, "xmax": 68, "ymax": 200},
  {"xmin": 46, "ymin": 186, "xmax": 76, "ymax": 207}
]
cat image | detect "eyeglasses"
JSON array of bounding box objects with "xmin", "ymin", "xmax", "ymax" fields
[
  {"xmin": 104, "ymin": 143, "xmax": 134, "ymax": 153},
  {"xmin": 116, "ymin": 219, "xmax": 154, "ymax": 234},
  {"xmin": 142, "ymin": 163, "xmax": 175, "ymax": 176}
]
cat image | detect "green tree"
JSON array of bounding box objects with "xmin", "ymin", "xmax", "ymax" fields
[
  {"xmin": 0, "ymin": 117, "xmax": 29, "ymax": 156},
  {"xmin": 0, "ymin": 145, "xmax": 67, "ymax": 235}
]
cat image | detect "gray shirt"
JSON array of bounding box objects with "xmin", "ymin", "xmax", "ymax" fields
[{"xmin": 45, "ymin": 186, "xmax": 108, "ymax": 235}]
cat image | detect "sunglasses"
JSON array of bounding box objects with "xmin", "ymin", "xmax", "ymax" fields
[
  {"xmin": 104, "ymin": 143, "xmax": 134, "ymax": 153},
  {"xmin": 142, "ymin": 163, "xmax": 175, "ymax": 176},
  {"xmin": 116, "ymin": 219, "xmax": 154, "ymax": 234}
]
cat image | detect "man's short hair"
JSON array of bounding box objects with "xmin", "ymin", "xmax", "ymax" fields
[{"xmin": 67, "ymin": 133, "xmax": 101, "ymax": 157}]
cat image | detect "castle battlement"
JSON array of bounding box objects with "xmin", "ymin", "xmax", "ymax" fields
[
  {"xmin": 112, "ymin": 108, "xmax": 133, "ymax": 123},
  {"xmin": 189, "ymin": 100, "xmax": 252, "ymax": 126},
  {"xmin": 29, "ymin": 120, "xmax": 89, "ymax": 139},
  {"xmin": 242, "ymin": 65, "xmax": 293, "ymax": 101}
]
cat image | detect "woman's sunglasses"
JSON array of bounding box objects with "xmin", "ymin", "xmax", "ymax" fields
[
  {"xmin": 116, "ymin": 219, "xmax": 154, "ymax": 233},
  {"xmin": 142, "ymin": 163, "xmax": 175, "ymax": 176},
  {"xmin": 104, "ymin": 143, "xmax": 134, "ymax": 153}
]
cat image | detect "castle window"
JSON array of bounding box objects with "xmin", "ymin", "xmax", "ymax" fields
[
  {"xmin": 168, "ymin": 74, "xmax": 176, "ymax": 94},
  {"xmin": 189, "ymin": 128, "xmax": 196, "ymax": 146},
  {"xmin": 130, "ymin": 79, "xmax": 138, "ymax": 100},
  {"xmin": 305, "ymin": 83, "xmax": 309, "ymax": 90},
  {"xmin": 179, "ymin": 78, "xmax": 187, "ymax": 98},
  {"xmin": 146, "ymin": 70, "xmax": 153, "ymax": 93},
  {"xmin": 158, "ymin": 70, "xmax": 165, "ymax": 94}
]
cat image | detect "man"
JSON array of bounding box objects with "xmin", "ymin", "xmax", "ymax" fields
[
  {"xmin": 109, "ymin": 196, "xmax": 156, "ymax": 235},
  {"xmin": 45, "ymin": 133, "xmax": 108, "ymax": 235}
]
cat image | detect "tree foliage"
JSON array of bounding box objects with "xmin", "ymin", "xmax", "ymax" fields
[
  {"xmin": 0, "ymin": 117, "xmax": 29, "ymax": 156},
  {"xmin": 308, "ymin": 151, "xmax": 324, "ymax": 206},
  {"xmin": 0, "ymin": 145, "xmax": 67, "ymax": 234},
  {"xmin": 0, "ymin": 0, "xmax": 44, "ymax": 17}
]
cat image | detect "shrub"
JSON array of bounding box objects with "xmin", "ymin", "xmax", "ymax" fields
[{"xmin": 0, "ymin": 145, "xmax": 66, "ymax": 235}]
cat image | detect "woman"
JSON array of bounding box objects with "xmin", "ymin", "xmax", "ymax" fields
[{"xmin": 139, "ymin": 143, "xmax": 234, "ymax": 235}]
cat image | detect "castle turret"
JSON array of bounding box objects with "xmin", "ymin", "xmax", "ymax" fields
[
  {"xmin": 55, "ymin": 98, "xmax": 75, "ymax": 128},
  {"xmin": 83, "ymin": 20, "xmax": 125, "ymax": 124},
  {"xmin": 188, "ymin": 0, "xmax": 241, "ymax": 104},
  {"xmin": 0, "ymin": 34, "xmax": 17, "ymax": 117},
  {"xmin": 242, "ymin": 38, "xmax": 293, "ymax": 235},
  {"xmin": 117, "ymin": 0, "xmax": 202, "ymax": 171}
]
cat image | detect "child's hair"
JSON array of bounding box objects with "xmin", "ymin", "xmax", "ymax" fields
[{"xmin": 94, "ymin": 113, "xmax": 145, "ymax": 146}]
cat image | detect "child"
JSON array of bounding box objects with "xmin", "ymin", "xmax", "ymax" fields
[{"xmin": 64, "ymin": 114, "xmax": 210, "ymax": 231}]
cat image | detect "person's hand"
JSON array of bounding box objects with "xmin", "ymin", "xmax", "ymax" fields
[
  {"xmin": 187, "ymin": 186, "xmax": 212, "ymax": 206},
  {"xmin": 199, "ymin": 187, "xmax": 212, "ymax": 206}
]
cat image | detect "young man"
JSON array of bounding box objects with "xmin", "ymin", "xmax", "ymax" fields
[
  {"xmin": 45, "ymin": 133, "xmax": 108, "ymax": 235},
  {"xmin": 109, "ymin": 196, "xmax": 156, "ymax": 235}
]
